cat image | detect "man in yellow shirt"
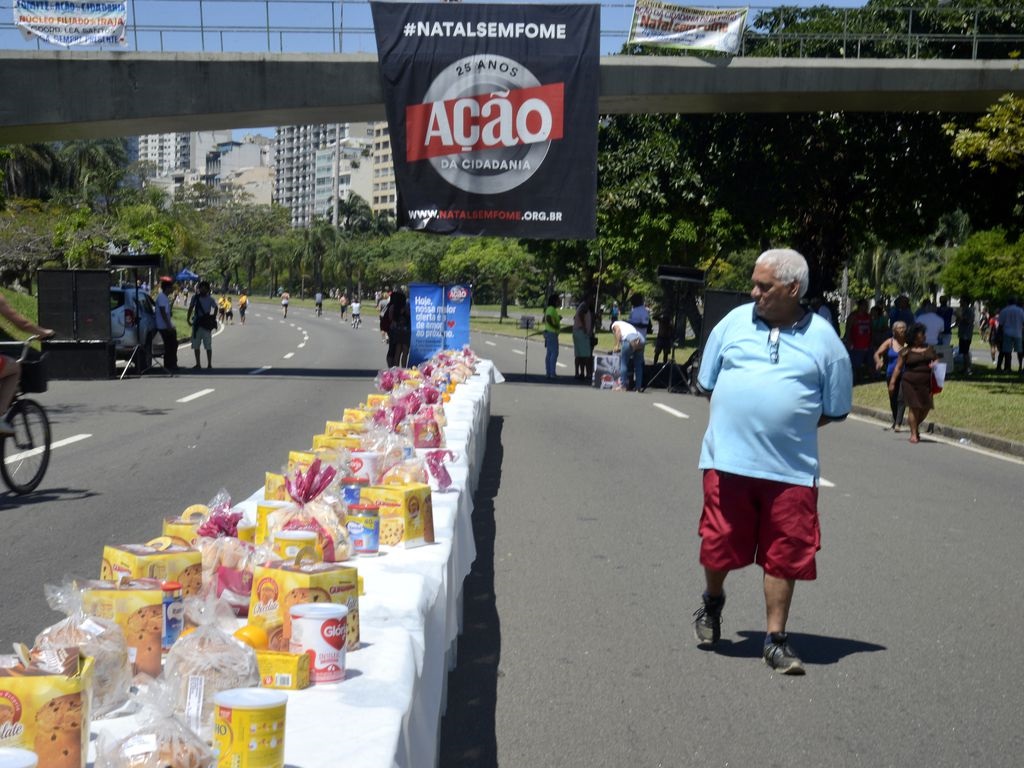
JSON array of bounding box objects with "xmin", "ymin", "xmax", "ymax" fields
[
  {"xmin": 238, "ymin": 292, "xmax": 248, "ymax": 325},
  {"xmin": 543, "ymin": 293, "xmax": 561, "ymax": 380}
]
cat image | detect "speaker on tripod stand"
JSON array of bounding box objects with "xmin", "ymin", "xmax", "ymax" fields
[{"xmin": 644, "ymin": 265, "xmax": 705, "ymax": 393}]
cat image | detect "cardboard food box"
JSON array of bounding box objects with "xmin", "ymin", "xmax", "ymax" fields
[
  {"xmin": 360, "ymin": 483, "xmax": 434, "ymax": 549},
  {"xmin": 365, "ymin": 394, "xmax": 389, "ymax": 408},
  {"xmin": 287, "ymin": 450, "xmax": 316, "ymax": 475},
  {"xmin": 248, "ymin": 560, "xmax": 359, "ymax": 652},
  {"xmin": 265, "ymin": 472, "xmax": 288, "ymax": 501},
  {"xmin": 80, "ymin": 578, "xmax": 166, "ymax": 677},
  {"xmin": 255, "ymin": 650, "xmax": 311, "ymax": 690},
  {"xmin": 255, "ymin": 501, "xmax": 290, "ymax": 546},
  {"xmin": 161, "ymin": 506, "xmax": 207, "ymax": 547},
  {"xmin": 313, "ymin": 433, "xmax": 363, "ymax": 451},
  {"xmin": 101, "ymin": 540, "xmax": 202, "ymax": 597},
  {"xmin": 342, "ymin": 408, "xmax": 372, "ymax": 423},
  {"xmin": 324, "ymin": 420, "xmax": 367, "ymax": 438},
  {"xmin": 0, "ymin": 653, "xmax": 94, "ymax": 768}
]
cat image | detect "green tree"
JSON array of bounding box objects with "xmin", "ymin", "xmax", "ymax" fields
[
  {"xmin": 57, "ymin": 138, "xmax": 129, "ymax": 211},
  {"xmin": 2, "ymin": 143, "xmax": 59, "ymax": 201},
  {"xmin": 940, "ymin": 228, "xmax": 1024, "ymax": 302}
]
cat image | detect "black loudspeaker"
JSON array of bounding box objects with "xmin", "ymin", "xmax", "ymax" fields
[
  {"xmin": 74, "ymin": 271, "xmax": 111, "ymax": 341},
  {"xmin": 37, "ymin": 270, "xmax": 111, "ymax": 341},
  {"xmin": 37, "ymin": 270, "xmax": 75, "ymax": 339},
  {"xmin": 41, "ymin": 340, "xmax": 114, "ymax": 380},
  {"xmin": 699, "ymin": 290, "xmax": 751, "ymax": 355}
]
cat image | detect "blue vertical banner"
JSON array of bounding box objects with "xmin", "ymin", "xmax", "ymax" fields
[{"xmin": 410, "ymin": 283, "xmax": 473, "ymax": 365}]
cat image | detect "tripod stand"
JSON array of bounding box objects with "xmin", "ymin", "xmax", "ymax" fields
[{"xmin": 644, "ymin": 341, "xmax": 689, "ymax": 392}]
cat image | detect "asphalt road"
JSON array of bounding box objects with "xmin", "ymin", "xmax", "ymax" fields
[{"xmin": 2, "ymin": 318, "xmax": 1022, "ymax": 767}]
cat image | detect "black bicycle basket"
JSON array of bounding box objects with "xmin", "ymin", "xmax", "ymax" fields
[{"xmin": 19, "ymin": 354, "xmax": 48, "ymax": 393}]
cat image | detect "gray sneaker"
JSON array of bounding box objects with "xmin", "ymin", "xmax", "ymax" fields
[
  {"xmin": 693, "ymin": 592, "xmax": 725, "ymax": 647},
  {"xmin": 763, "ymin": 632, "xmax": 805, "ymax": 675}
]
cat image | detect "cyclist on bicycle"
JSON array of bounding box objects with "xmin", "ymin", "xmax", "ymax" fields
[{"xmin": 0, "ymin": 294, "xmax": 54, "ymax": 436}]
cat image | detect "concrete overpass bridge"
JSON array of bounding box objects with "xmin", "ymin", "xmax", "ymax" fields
[{"xmin": 1, "ymin": 51, "xmax": 1022, "ymax": 143}]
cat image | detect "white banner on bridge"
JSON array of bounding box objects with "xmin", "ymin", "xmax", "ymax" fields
[
  {"xmin": 13, "ymin": 0, "xmax": 128, "ymax": 47},
  {"xmin": 628, "ymin": 0, "xmax": 747, "ymax": 53}
]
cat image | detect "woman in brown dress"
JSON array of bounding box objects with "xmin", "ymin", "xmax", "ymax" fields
[{"xmin": 889, "ymin": 322, "xmax": 938, "ymax": 444}]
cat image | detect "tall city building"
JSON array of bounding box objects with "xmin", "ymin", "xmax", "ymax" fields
[
  {"xmin": 371, "ymin": 121, "xmax": 397, "ymax": 218},
  {"xmin": 273, "ymin": 123, "xmax": 375, "ymax": 228},
  {"xmin": 137, "ymin": 130, "xmax": 274, "ymax": 203}
]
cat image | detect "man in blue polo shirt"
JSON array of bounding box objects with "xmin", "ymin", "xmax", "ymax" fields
[{"xmin": 693, "ymin": 248, "xmax": 852, "ymax": 675}]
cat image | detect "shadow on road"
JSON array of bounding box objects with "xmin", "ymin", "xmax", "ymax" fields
[
  {"xmin": 439, "ymin": 416, "xmax": 503, "ymax": 767},
  {"xmin": 0, "ymin": 486, "xmax": 99, "ymax": 508},
  {"xmin": 714, "ymin": 630, "xmax": 887, "ymax": 666}
]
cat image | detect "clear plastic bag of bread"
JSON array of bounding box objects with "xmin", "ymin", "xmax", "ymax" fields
[
  {"xmin": 94, "ymin": 675, "xmax": 214, "ymax": 767},
  {"xmin": 163, "ymin": 595, "xmax": 258, "ymax": 741},
  {"xmin": 381, "ymin": 455, "xmax": 428, "ymax": 485},
  {"xmin": 361, "ymin": 427, "xmax": 413, "ymax": 481},
  {"xmin": 266, "ymin": 458, "xmax": 352, "ymax": 561},
  {"xmin": 34, "ymin": 579, "xmax": 132, "ymax": 717},
  {"xmin": 196, "ymin": 535, "xmax": 257, "ymax": 617}
]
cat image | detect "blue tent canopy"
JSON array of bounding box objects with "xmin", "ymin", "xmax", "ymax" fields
[{"xmin": 175, "ymin": 268, "xmax": 200, "ymax": 281}]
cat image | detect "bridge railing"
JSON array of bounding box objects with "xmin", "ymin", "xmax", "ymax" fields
[{"xmin": 1, "ymin": 0, "xmax": 1022, "ymax": 58}]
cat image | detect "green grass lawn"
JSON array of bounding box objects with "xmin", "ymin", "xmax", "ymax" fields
[{"xmin": 852, "ymin": 365, "xmax": 1024, "ymax": 442}]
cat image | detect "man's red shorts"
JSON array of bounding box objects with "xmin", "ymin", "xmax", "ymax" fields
[{"xmin": 699, "ymin": 469, "xmax": 820, "ymax": 580}]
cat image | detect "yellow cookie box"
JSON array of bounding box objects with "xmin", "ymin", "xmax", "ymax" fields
[
  {"xmin": 255, "ymin": 501, "xmax": 290, "ymax": 546},
  {"xmin": 360, "ymin": 483, "xmax": 434, "ymax": 549},
  {"xmin": 324, "ymin": 420, "xmax": 367, "ymax": 437},
  {"xmin": 248, "ymin": 560, "xmax": 360, "ymax": 652},
  {"xmin": 80, "ymin": 578, "xmax": 165, "ymax": 677},
  {"xmin": 101, "ymin": 541, "xmax": 202, "ymax": 596},
  {"xmin": 342, "ymin": 408, "xmax": 371, "ymax": 423},
  {"xmin": 364, "ymin": 393, "xmax": 389, "ymax": 408},
  {"xmin": 313, "ymin": 433, "xmax": 363, "ymax": 451},
  {"xmin": 256, "ymin": 651, "xmax": 311, "ymax": 690},
  {"xmin": 265, "ymin": 472, "xmax": 288, "ymax": 501},
  {"xmin": 287, "ymin": 450, "xmax": 316, "ymax": 475},
  {"xmin": 0, "ymin": 654, "xmax": 94, "ymax": 768}
]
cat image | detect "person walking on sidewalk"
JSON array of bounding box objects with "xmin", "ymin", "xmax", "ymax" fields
[{"xmin": 692, "ymin": 248, "xmax": 852, "ymax": 675}]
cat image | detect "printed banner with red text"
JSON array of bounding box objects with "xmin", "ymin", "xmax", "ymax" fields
[{"xmin": 371, "ymin": 2, "xmax": 600, "ymax": 239}]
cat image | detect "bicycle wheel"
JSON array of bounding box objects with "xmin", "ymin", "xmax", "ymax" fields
[{"xmin": 1, "ymin": 398, "xmax": 51, "ymax": 494}]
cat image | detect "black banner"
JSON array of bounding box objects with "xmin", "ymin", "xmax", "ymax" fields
[{"xmin": 371, "ymin": 2, "xmax": 600, "ymax": 239}]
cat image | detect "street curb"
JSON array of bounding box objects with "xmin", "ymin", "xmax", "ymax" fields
[{"xmin": 850, "ymin": 404, "xmax": 1024, "ymax": 460}]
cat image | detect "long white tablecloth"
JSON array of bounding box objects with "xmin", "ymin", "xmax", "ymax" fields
[{"xmin": 88, "ymin": 360, "xmax": 503, "ymax": 768}]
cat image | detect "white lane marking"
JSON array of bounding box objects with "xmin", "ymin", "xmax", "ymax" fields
[
  {"xmin": 652, "ymin": 402, "xmax": 689, "ymax": 419},
  {"xmin": 820, "ymin": 478, "xmax": 836, "ymax": 488},
  {"xmin": 556, "ymin": 362, "xmax": 567, "ymax": 368},
  {"xmin": 176, "ymin": 388, "xmax": 215, "ymax": 404},
  {"xmin": 6, "ymin": 433, "xmax": 91, "ymax": 463},
  {"xmin": 485, "ymin": 340, "xmax": 497, "ymax": 346},
  {"xmin": 847, "ymin": 413, "xmax": 1024, "ymax": 466},
  {"xmin": 513, "ymin": 349, "xmax": 525, "ymax": 356},
  {"xmin": 249, "ymin": 365, "xmax": 272, "ymax": 375},
  {"xmin": 283, "ymin": 352, "xmax": 295, "ymax": 359},
  {"xmin": 297, "ymin": 343, "xmax": 306, "ymax": 349}
]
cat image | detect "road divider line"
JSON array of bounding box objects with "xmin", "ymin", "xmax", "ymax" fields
[
  {"xmin": 249, "ymin": 365, "xmax": 272, "ymax": 375},
  {"xmin": 176, "ymin": 388, "xmax": 215, "ymax": 403},
  {"xmin": 485, "ymin": 340, "xmax": 497, "ymax": 346},
  {"xmin": 556, "ymin": 362, "xmax": 567, "ymax": 368},
  {"xmin": 513, "ymin": 349, "xmax": 525, "ymax": 356},
  {"xmin": 652, "ymin": 402, "xmax": 690, "ymax": 419},
  {"xmin": 297, "ymin": 343, "xmax": 306, "ymax": 349},
  {"xmin": 283, "ymin": 352, "xmax": 294, "ymax": 359},
  {"xmin": 6, "ymin": 433, "xmax": 91, "ymax": 464},
  {"xmin": 820, "ymin": 478, "xmax": 836, "ymax": 488}
]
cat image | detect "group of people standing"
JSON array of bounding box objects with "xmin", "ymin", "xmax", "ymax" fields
[{"xmin": 542, "ymin": 293, "xmax": 654, "ymax": 391}]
